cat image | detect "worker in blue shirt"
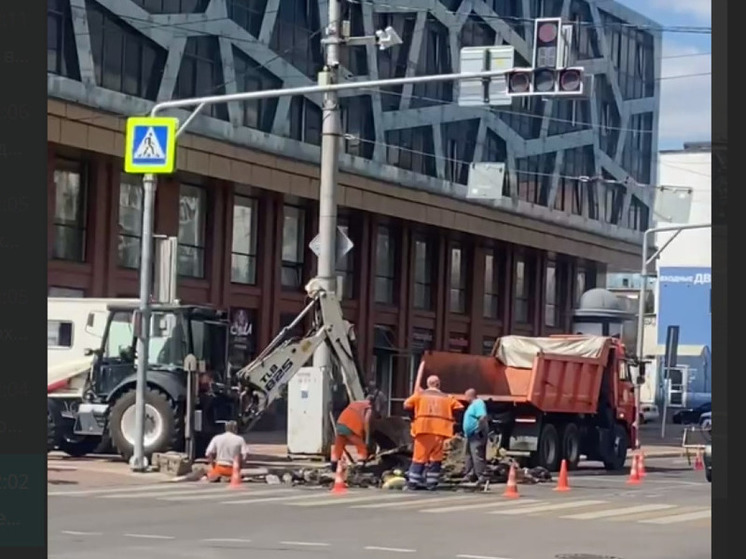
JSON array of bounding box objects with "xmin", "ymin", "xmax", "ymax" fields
[{"xmin": 462, "ymin": 388, "xmax": 489, "ymax": 484}]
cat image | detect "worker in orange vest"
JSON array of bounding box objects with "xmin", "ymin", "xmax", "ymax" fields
[
  {"xmin": 404, "ymin": 361, "xmax": 463, "ymax": 490},
  {"xmin": 330, "ymin": 394, "xmax": 377, "ymax": 472}
]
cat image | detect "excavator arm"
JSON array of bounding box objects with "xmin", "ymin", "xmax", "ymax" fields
[{"xmin": 234, "ymin": 278, "xmax": 367, "ymax": 428}]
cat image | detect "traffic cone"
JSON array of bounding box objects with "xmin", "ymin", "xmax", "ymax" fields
[
  {"xmin": 554, "ymin": 459, "xmax": 571, "ymax": 492},
  {"xmin": 229, "ymin": 456, "xmax": 243, "ymax": 489},
  {"xmin": 626, "ymin": 454, "xmax": 641, "ymax": 485},
  {"xmin": 502, "ymin": 463, "xmax": 520, "ymax": 499},
  {"xmin": 693, "ymin": 448, "xmax": 704, "ymax": 471},
  {"xmin": 331, "ymin": 458, "xmax": 348, "ymax": 494},
  {"xmin": 638, "ymin": 451, "xmax": 647, "ymax": 478}
]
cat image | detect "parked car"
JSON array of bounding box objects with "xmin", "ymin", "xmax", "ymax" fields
[
  {"xmin": 639, "ymin": 404, "xmax": 660, "ymax": 424},
  {"xmin": 672, "ymin": 401, "xmax": 711, "ymax": 425}
]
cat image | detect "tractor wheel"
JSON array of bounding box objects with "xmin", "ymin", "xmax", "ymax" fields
[{"xmin": 108, "ymin": 388, "xmax": 183, "ymax": 461}]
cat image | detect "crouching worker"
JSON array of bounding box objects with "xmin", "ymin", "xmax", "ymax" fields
[
  {"xmin": 404, "ymin": 363, "xmax": 463, "ymax": 490},
  {"xmin": 205, "ymin": 420, "xmax": 249, "ymax": 482},
  {"xmin": 331, "ymin": 394, "xmax": 376, "ymax": 472}
]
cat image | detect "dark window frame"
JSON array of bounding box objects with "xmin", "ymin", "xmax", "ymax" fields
[
  {"xmin": 52, "ymin": 158, "xmax": 88, "ymax": 263},
  {"xmin": 374, "ymin": 224, "xmax": 397, "ymax": 305},
  {"xmin": 117, "ymin": 173, "xmax": 144, "ymax": 269},
  {"xmin": 449, "ymin": 244, "xmax": 468, "ymax": 314},
  {"xmin": 513, "ymin": 253, "xmax": 532, "ymax": 324},
  {"xmin": 231, "ymin": 193, "xmax": 259, "ymax": 285},
  {"xmin": 483, "ymin": 249, "xmax": 501, "ymax": 319},
  {"xmin": 413, "ymin": 234, "xmax": 435, "ymax": 311},
  {"xmin": 281, "ymin": 204, "xmax": 306, "ymax": 290},
  {"xmin": 177, "ymin": 183, "xmax": 208, "ymax": 279}
]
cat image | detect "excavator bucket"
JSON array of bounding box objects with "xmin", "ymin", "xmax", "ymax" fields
[{"xmin": 370, "ymin": 416, "xmax": 412, "ymax": 451}]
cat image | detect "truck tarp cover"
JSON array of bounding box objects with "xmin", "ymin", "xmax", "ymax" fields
[{"xmin": 494, "ymin": 336, "xmax": 608, "ymax": 369}]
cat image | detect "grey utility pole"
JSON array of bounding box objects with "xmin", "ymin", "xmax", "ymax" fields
[
  {"xmin": 313, "ymin": 0, "xmax": 343, "ymax": 409},
  {"xmin": 130, "ymin": 173, "xmax": 156, "ymax": 472},
  {"xmin": 633, "ymin": 222, "xmax": 711, "ymax": 449}
]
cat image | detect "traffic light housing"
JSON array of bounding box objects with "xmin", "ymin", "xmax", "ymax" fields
[
  {"xmin": 533, "ymin": 18, "xmax": 562, "ymax": 69},
  {"xmin": 505, "ymin": 67, "xmax": 584, "ymax": 97}
]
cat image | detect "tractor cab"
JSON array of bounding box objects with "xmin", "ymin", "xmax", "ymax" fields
[{"xmin": 85, "ymin": 303, "xmax": 231, "ymax": 400}]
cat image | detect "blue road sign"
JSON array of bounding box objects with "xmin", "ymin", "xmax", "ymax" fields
[{"xmin": 124, "ymin": 116, "xmax": 178, "ymax": 174}]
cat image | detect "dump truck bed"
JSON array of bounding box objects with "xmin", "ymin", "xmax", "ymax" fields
[{"xmin": 422, "ymin": 335, "xmax": 613, "ymax": 415}]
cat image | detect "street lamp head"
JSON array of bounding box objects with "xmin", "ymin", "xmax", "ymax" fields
[{"xmin": 375, "ymin": 26, "xmax": 403, "ymax": 50}]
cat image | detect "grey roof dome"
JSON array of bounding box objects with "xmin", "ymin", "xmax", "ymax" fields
[{"xmin": 574, "ymin": 288, "xmax": 634, "ymax": 318}]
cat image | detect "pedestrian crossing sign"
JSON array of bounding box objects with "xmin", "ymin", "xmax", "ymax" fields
[{"xmin": 124, "ymin": 116, "xmax": 178, "ymax": 174}]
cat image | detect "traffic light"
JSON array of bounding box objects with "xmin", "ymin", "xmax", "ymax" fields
[
  {"xmin": 533, "ymin": 17, "xmax": 562, "ymax": 69},
  {"xmin": 505, "ymin": 67, "xmax": 584, "ymax": 97}
]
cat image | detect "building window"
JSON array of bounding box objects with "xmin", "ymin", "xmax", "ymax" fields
[
  {"xmin": 226, "ymin": 0, "xmax": 266, "ymax": 38},
  {"xmin": 289, "ymin": 98, "xmax": 322, "ymax": 146},
  {"xmin": 231, "ymin": 194, "xmax": 258, "ymax": 285},
  {"xmin": 484, "ymin": 251, "xmax": 500, "ymax": 319},
  {"xmin": 575, "ymin": 268, "xmax": 586, "ymax": 304},
  {"xmin": 281, "ymin": 205, "xmax": 305, "ymax": 289},
  {"xmin": 449, "ymin": 245, "xmax": 467, "ymax": 314},
  {"xmin": 269, "ymin": 0, "xmax": 323, "ymax": 78},
  {"xmin": 336, "ymin": 216, "xmax": 354, "ymax": 300},
  {"xmin": 87, "ymin": 1, "xmax": 166, "ymax": 100},
  {"xmin": 514, "ymin": 255, "xmax": 530, "ymax": 324},
  {"xmin": 178, "ymin": 184, "xmax": 207, "ymax": 278},
  {"xmin": 413, "ymin": 236, "xmax": 434, "ymax": 311},
  {"xmin": 52, "ymin": 160, "xmax": 87, "ymax": 262},
  {"xmin": 118, "ymin": 174, "xmax": 143, "ymax": 269},
  {"xmin": 48, "ymin": 0, "xmax": 80, "ymax": 79},
  {"xmin": 375, "ymin": 225, "xmax": 396, "ymax": 305},
  {"xmin": 48, "ymin": 320, "xmax": 73, "ymax": 348},
  {"xmin": 175, "ymin": 37, "xmax": 228, "ymax": 120},
  {"xmin": 233, "ymin": 48, "xmax": 280, "ymax": 132},
  {"xmin": 545, "ymin": 261, "xmax": 558, "ymax": 327}
]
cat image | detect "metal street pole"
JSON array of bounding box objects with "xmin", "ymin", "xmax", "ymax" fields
[
  {"xmin": 633, "ymin": 222, "xmax": 711, "ymax": 449},
  {"xmin": 313, "ymin": 0, "xmax": 343, "ymax": 447},
  {"xmin": 131, "ymin": 173, "xmax": 157, "ymax": 471}
]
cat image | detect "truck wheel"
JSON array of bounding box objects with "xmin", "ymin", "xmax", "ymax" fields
[
  {"xmin": 560, "ymin": 423, "xmax": 581, "ymax": 470},
  {"xmin": 531, "ymin": 423, "xmax": 561, "ymax": 472},
  {"xmin": 109, "ymin": 388, "xmax": 183, "ymax": 461},
  {"xmin": 59, "ymin": 437, "xmax": 102, "ymax": 457},
  {"xmin": 603, "ymin": 423, "xmax": 628, "ymax": 471}
]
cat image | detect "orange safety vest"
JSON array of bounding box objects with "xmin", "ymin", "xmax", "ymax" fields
[
  {"xmin": 337, "ymin": 400, "xmax": 371, "ymax": 438},
  {"xmin": 404, "ymin": 389, "xmax": 463, "ymax": 438}
]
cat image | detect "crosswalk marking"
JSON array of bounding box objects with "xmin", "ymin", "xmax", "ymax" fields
[
  {"xmin": 48, "ymin": 483, "xmax": 710, "ymax": 527},
  {"xmin": 156, "ymin": 488, "xmax": 295, "ymax": 502},
  {"xmin": 351, "ymin": 494, "xmax": 477, "ymax": 509},
  {"xmin": 287, "ymin": 493, "xmax": 413, "ymax": 507},
  {"xmin": 222, "ymin": 492, "xmax": 336, "ymax": 505},
  {"xmin": 48, "ymin": 483, "xmax": 174, "ymax": 497},
  {"xmin": 562, "ymin": 504, "xmax": 676, "ymax": 520},
  {"xmin": 420, "ymin": 499, "xmax": 541, "ymax": 514},
  {"xmin": 104, "ymin": 486, "xmax": 290, "ymax": 500},
  {"xmin": 489, "ymin": 500, "xmax": 605, "ymax": 515},
  {"xmin": 640, "ymin": 509, "xmax": 711, "ymax": 524}
]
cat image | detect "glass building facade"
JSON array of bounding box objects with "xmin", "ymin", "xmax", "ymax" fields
[{"xmin": 48, "ymin": 0, "xmax": 660, "ymax": 232}]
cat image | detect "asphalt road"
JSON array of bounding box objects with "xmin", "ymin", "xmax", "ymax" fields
[{"xmin": 49, "ymin": 456, "xmax": 710, "ymax": 559}]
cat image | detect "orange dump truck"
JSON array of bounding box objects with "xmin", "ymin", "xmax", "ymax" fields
[{"xmin": 421, "ymin": 334, "xmax": 637, "ymax": 471}]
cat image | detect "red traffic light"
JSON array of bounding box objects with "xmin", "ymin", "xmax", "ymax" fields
[
  {"xmin": 507, "ymin": 71, "xmax": 532, "ymax": 94},
  {"xmin": 537, "ymin": 22, "xmax": 559, "ymax": 44},
  {"xmin": 558, "ymin": 68, "xmax": 583, "ymax": 92}
]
